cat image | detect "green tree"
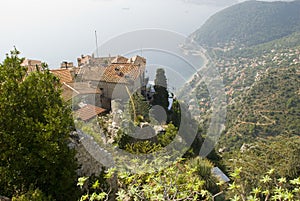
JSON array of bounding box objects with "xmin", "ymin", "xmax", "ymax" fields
[
  {"xmin": 0, "ymin": 49, "xmax": 78, "ymax": 200},
  {"xmin": 153, "ymin": 68, "xmax": 169, "ymax": 113},
  {"xmin": 128, "ymin": 92, "xmax": 151, "ymax": 123},
  {"xmin": 167, "ymin": 99, "xmax": 181, "ymax": 128}
]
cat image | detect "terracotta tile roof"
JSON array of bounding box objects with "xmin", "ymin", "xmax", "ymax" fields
[
  {"xmin": 75, "ymin": 104, "xmax": 106, "ymax": 121},
  {"xmin": 102, "ymin": 63, "xmax": 144, "ymax": 83},
  {"xmin": 61, "ymin": 82, "xmax": 102, "ymax": 101},
  {"xmin": 80, "ymin": 63, "xmax": 145, "ymax": 84},
  {"xmin": 50, "ymin": 69, "xmax": 73, "ymax": 83}
]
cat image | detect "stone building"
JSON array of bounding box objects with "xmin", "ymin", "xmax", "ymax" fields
[
  {"xmin": 21, "ymin": 58, "xmax": 43, "ymax": 75},
  {"xmin": 77, "ymin": 55, "xmax": 147, "ymax": 111}
]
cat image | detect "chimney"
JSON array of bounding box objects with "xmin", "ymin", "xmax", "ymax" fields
[{"xmin": 88, "ymin": 81, "xmax": 92, "ymax": 88}]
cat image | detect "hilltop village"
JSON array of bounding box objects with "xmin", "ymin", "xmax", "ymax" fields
[{"xmin": 21, "ymin": 54, "xmax": 151, "ymax": 121}]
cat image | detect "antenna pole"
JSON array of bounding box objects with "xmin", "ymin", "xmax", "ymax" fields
[{"xmin": 95, "ymin": 30, "xmax": 99, "ymax": 58}]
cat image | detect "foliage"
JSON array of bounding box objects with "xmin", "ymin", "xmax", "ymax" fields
[
  {"xmin": 77, "ymin": 169, "xmax": 111, "ymax": 201},
  {"xmin": 167, "ymin": 99, "xmax": 181, "ymax": 128},
  {"xmin": 157, "ymin": 123, "xmax": 177, "ymax": 147},
  {"xmin": 223, "ymin": 135, "xmax": 300, "ymax": 195},
  {"xmin": 225, "ymin": 32, "xmax": 300, "ymax": 58},
  {"xmin": 226, "ymin": 167, "xmax": 300, "ymax": 201},
  {"xmin": 0, "ymin": 49, "xmax": 78, "ymax": 200},
  {"xmin": 154, "ymin": 68, "xmax": 167, "ymax": 89},
  {"xmin": 115, "ymin": 123, "xmax": 179, "ymax": 154},
  {"xmin": 78, "ymin": 157, "xmax": 219, "ymax": 201},
  {"xmin": 127, "ymin": 92, "xmax": 151, "ymax": 123},
  {"xmin": 125, "ymin": 140, "xmax": 162, "ymax": 154},
  {"xmin": 153, "ymin": 68, "xmax": 169, "ymax": 116},
  {"xmin": 220, "ymin": 67, "xmax": 300, "ymax": 150},
  {"xmin": 11, "ymin": 188, "xmax": 51, "ymax": 201},
  {"xmin": 193, "ymin": 0, "xmax": 300, "ymax": 47}
]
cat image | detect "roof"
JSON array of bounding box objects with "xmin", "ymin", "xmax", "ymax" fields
[
  {"xmin": 50, "ymin": 69, "xmax": 73, "ymax": 83},
  {"xmin": 79, "ymin": 66, "xmax": 106, "ymax": 81},
  {"xmin": 75, "ymin": 104, "xmax": 106, "ymax": 121},
  {"xmin": 80, "ymin": 63, "xmax": 145, "ymax": 84},
  {"xmin": 101, "ymin": 63, "xmax": 144, "ymax": 84},
  {"xmin": 62, "ymin": 82, "xmax": 102, "ymax": 101}
]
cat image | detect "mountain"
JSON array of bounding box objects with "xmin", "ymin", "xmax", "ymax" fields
[
  {"xmin": 224, "ymin": 31, "xmax": 300, "ymax": 58},
  {"xmin": 192, "ymin": 0, "xmax": 300, "ymax": 47},
  {"xmin": 220, "ymin": 66, "xmax": 300, "ymax": 150},
  {"xmin": 183, "ymin": 3, "xmax": 300, "ymax": 150}
]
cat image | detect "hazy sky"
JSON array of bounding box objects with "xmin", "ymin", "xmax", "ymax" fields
[{"xmin": 0, "ymin": 0, "xmax": 291, "ymax": 67}]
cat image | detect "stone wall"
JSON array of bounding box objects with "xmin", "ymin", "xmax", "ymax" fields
[{"xmin": 70, "ymin": 131, "xmax": 114, "ymax": 177}]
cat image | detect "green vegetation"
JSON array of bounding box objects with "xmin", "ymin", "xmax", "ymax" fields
[
  {"xmin": 115, "ymin": 122, "xmax": 178, "ymax": 154},
  {"xmin": 220, "ymin": 67, "xmax": 300, "ymax": 150},
  {"xmin": 2, "ymin": 5, "xmax": 300, "ymax": 197},
  {"xmin": 78, "ymin": 157, "xmax": 220, "ymax": 201},
  {"xmin": 227, "ymin": 167, "xmax": 300, "ymax": 201},
  {"xmin": 11, "ymin": 189, "xmax": 51, "ymax": 201},
  {"xmin": 190, "ymin": 14, "xmax": 300, "ymax": 150},
  {"xmin": 153, "ymin": 68, "xmax": 169, "ymax": 114},
  {"xmin": 224, "ymin": 136, "xmax": 300, "ymax": 193},
  {"xmin": 127, "ymin": 92, "xmax": 151, "ymax": 123},
  {"xmin": 77, "ymin": 134, "xmax": 300, "ymax": 200},
  {"xmin": 0, "ymin": 49, "xmax": 78, "ymax": 200},
  {"xmin": 182, "ymin": 3, "xmax": 300, "ymax": 199},
  {"xmin": 225, "ymin": 31, "xmax": 300, "ymax": 58},
  {"xmin": 193, "ymin": 0, "xmax": 300, "ymax": 47}
]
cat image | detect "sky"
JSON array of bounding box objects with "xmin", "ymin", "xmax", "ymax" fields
[{"xmin": 0, "ymin": 0, "xmax": 292, "ymax": 68}]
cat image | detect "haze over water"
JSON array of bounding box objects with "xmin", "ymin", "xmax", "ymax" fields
[{"xmin": 0, "ymin": 0, "xmax": 230, "ymax": 68}]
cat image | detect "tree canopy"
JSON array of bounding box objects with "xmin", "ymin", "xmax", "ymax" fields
[
  {"xmin": 193, "ymin": 0, "xmax": 300, "ymax": 47},
  {"xmin": 153, "ymin": 68, "xmax": 169, "ymax": 114},
  {"xmin": 0, "ymin": 49, "xmax": 78, "ymax": 200}
]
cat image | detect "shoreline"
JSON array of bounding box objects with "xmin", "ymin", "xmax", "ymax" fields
[{"xmin": 186, "ymin": 46, "xmax": 209, "ymax": 84}]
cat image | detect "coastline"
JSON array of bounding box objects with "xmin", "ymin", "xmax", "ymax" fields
[{"xmin": 186, "ymin": 46, "xmax": 209, "ymax": 84}]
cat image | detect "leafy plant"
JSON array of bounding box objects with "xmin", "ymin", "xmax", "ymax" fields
[{"xmin": 0, "ymin": 49, "xmax": 78, "ymax": 200}]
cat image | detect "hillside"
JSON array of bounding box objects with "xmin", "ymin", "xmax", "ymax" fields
[
  {"xmin": 192, "ymin": 0, "xmax": 300, "ymax": 47},
  {"xmin": 220, "ymin": 66, "xmax": 300, "ymax": 150},
  {"xmin": 184, "ymin": 0, "xmax": 300, "ymax": 151},
  {"xmin": 224, "ymin": 31, "xmax": 300, "ymax": 58}
]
